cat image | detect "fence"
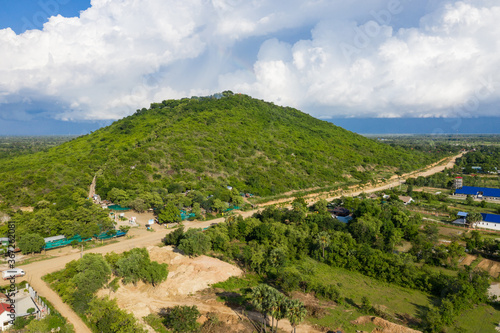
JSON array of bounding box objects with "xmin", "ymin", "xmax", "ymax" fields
[{"xmin": 26, "ymin": 283, "xmax": 50, "ymax": 319}]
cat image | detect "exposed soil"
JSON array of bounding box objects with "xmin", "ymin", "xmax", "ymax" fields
[
  {"xmin": 352, "ymin": 316, "xmax": 422, "ymax": 333},
  {"xmin": 100, "ymin": 246, "xmax": 322, "ymax": 333},
  {"xmin": 477, "ymin": 258, "xmax": 500, "ymax": 278}
]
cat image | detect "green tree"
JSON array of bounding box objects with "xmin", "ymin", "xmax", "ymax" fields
[
  {"xmin": 314, "ymin": 231, "xmax": 331, "ymax": 259},
  {"xmin": 467, "ymin": 212, "xmax": 483, "ymax": 228},
  {"xmin": 192, "ymin": 202, "xmax": 203, "ymax": 219},
  {"xmin": 158, "ymin": 202, "xmax": 181, "ymax": 224},
  {"xmin": 162, "ymin": 305, "xmax": 200, "ymax": 333},
  {"xmin": 178, "ymin": 229, "xmax": 211, "ymax": 257},
  {"xmin": 87, "ymin": 297, "xmax": 146, "ymax": 333},
  {"xmin": 285, "ymin": 298, "xmax": 307, "ymax": 333},
  {"xmin": 18, "ymin": 233, "xmax": 45, "ymax": 254}
]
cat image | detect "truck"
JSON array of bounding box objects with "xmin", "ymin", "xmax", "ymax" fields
[{"xmin": 2, "ymin": 268, "xmax": 25, "ymax": 280}]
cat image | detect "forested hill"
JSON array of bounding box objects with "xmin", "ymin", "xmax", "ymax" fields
[{"xmin": 0, "ymin": 92, "xmax": 444, "ymax": 207}]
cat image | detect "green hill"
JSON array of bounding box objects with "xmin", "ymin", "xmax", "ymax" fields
[{"xmin": 0, "ymin": 92, "xmax": 443, "ymax": 209}]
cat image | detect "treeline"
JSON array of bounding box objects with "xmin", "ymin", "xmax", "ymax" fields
[
  {"xmin": 0, "ymin": 187, "xmax": 115, "ymax": 250},
  {"xmin": 44, "ymin": 248, "xmax": 168, "ymax": 332},
  {"xmin": 0, "ymin": 136, "xmax": 74, "ymax": 160},
  {"xmin": 456, "ymin": 147, "xmax": 500, "ymax": 173},
  {"xmin": 166, "ymin": 196, "xmax": 490, "ymax": 332}
]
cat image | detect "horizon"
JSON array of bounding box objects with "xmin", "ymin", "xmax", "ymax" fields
[{"xmin": 1, "ymin": 1, "xmax": 500, "ymax": 134}]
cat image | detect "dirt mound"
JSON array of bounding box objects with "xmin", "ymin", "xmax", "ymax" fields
[
  {"xmin": 352, "ymin": 316, "xmax": 422, "ymax": 333},
  {"xmin": 477, "ymin": 259, "xmax": 500, "ymax": 278},
  {"xmin": 147, "ymin": 246, "xmax": 243, "ymax": 296},
  {"xmin": 459, "ymin": 254, "xmax": 477, "ymax": 266}
]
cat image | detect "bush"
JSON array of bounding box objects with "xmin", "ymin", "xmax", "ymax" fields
[{"xmin": 161, "ymin": 305, "xmax": 200, "ymax": 333}]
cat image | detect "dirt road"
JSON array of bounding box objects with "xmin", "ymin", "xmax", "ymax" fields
[{"xmin": 2, "ymin": 152, "xmax": 464, "ymax": 332}]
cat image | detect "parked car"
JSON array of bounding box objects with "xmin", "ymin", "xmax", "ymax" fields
[{"xmin": 2, "ymin": 268, "xmax": 25, "ymax": 280}]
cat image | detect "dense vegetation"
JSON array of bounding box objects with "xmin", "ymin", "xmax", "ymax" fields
[
  {"xmin": 0, "ymin": 136, "xmax": 74, "ymax": 160},
  {"xmin": 165, "ymin": 195, "xmax": 492, "ymax": 332},
  {"xmin": 0, "ymin": 92, "xmax": 446, "ymax": 208}
]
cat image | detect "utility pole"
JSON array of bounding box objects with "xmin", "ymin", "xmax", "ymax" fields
[{"xmin": 80, "ymin": 244, "xmax": 83, "ymax": 259}]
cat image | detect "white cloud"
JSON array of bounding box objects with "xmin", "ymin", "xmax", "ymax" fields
[{"xmin": 0, "ymin": 0, "xmax": 499, "ymax": 122}]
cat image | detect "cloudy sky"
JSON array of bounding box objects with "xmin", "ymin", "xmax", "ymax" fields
[{"xmin": 0, "ymin": 0, "xmax": 499, "ymax": 134}]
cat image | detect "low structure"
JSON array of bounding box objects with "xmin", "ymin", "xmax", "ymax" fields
[
  {"xmin": 452, "ymin": 211, "xmax": 468, "ymax": 226},
  {"xmin": 0, "ymin": 303, "xmax": 13, "ymax": 331},
  {"xmin": 454, "ymin": 186, "xmax": 500, "ymax": 201},
  {"xmin": 398, "ymin": 196, "xmax": 414, "ymax": 205},
  {"xmin": 476, "ymin": 213, "xmax": 500, "ymax": 231}
]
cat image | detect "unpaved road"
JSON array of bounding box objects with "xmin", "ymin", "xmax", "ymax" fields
[{"xmin": 1, "ymin": 152, "xmax": 464, "ymax": 332}]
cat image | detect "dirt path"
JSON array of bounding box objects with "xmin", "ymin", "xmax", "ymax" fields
[{"xmin": 1, "ymin": 152, "xmax": 464, "ymax": 331}]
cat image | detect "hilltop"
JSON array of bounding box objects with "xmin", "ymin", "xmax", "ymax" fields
[{"xmin": 0, "ymin": 92, "xmax": 443, "ymax": 208}]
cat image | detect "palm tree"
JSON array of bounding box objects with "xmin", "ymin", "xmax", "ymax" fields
[
  {"xmin": 467, "ymin": 212, "xmax": 483, "ymax": 228},
  {"xmin": 285, "ymin": 298, "xmax": 307, "ymax": 333},
  {"xmin": 270, "ymin": 293, "xmax": 287, "ymax": 333},
  {"xmin": 315, "ymin": 231, "xmax": 331, "ymax": 259}
]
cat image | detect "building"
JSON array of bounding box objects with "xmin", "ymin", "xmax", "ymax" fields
[
  {"xmin": 398, "ymin": 196, "xmax": 414, "ymax": 205},
  {"xmin": 0, "ymin": 303, "xmax": 13, "ymax": 331},
  {"xmin": 452, "ymin": 211, "xmax": 468, "ymax": 226},
  {"xmin": 453, "ymin": 177, "xmax": 463, "ymax": 189},
  {"xmin": 476, "ymin": 213, "xmax": 500, "ymax": 231},
  {"xmin": 454, "ymin": 186, "xmax": 500, "ymax": 201}
]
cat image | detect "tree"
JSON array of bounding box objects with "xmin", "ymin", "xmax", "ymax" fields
[
  {"xmin": 162, "ymin": 305, "xmax": 200, "ymax": 333},
  {"xmin": 178, "ymin": 229, "xmax": 211, "ymax": 257},
  {"xmin": 87, "ymin": 297, "xmax": 146, "ymax": 333},
  {"xmin": 251, "ymin": 284, "xmax": 274, "ymax": 332},
  {"xmin": 314, "ymin": 232, "xmax": 331, "ymax": 259},
  {"xmin": 313, "ymin": 199, "xmax": 328, "ymax": 214},
  {"xmin": 158, "ymin": 202, "xmax": 181, "ymax": 224},
  {"xmin": 163, "ymin": 227, "xmax": 185, "ymax": 246},
  {"xmin": 192, "ymin": 202, "xmax": 203, "ymax": 219},
  {"xmin": 144, "ymin": 261, "xmax": 169, "ymax": 287},
  {"xmin": 465, "ymin": 195, "xmax": 475, "ymax": 206},
  {"xmin": 285, "ymin": 298, "xmax": 307, "ymax": 333},
  {"xmin": 467, "ymin": 212, "xmax": 483, "ymax": 228},
  {"xmin": 18, "ymin": 233, "xmax": 45, "ymax": 254}
]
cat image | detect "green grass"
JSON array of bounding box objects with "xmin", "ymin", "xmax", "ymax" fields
[
  {"xmin": 211, "ymin": 274, "xmax": 263, "ymax": 291},
  {"xmin": 308, "ymin": 305, "xmax": 378, "ymax": 333},
  {"xmin": 300, "ymin": 258, "xmax": 434, "ymax": 318},
  {"xmin": 450, "ymin": 303, "xmax": 500, "ymax": 333},
  {"xmin": 143, "ymin": 314, "xmax": 170, "ymax": 333}
]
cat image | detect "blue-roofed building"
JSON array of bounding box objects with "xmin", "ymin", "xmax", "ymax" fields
[
  {"xmin": 454, "ymin": 186, "xmax": 500, "ymax": 200},
  {"xmin": 476, "ymin": 213, "xmax": 500, "ymax": 231}
]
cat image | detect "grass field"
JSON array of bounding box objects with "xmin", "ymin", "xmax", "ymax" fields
[
  {"xmin": 299, "ymin": 258, "xmax": 434, "ymax": 318},
  {"xmin": 450, "ymin": 303, "xmax": 500, "ymax": 333}
]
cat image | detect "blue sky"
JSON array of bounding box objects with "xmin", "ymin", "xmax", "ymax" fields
[{"xmin": 0, "ymin": 0, "xmax": 499, "ymax": 135}]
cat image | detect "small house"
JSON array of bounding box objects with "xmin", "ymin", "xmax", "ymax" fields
[
  {"xmin": 0, "ymin": 303, "xmax": 13, "ymax": 331},
  {"xmin": 398, "ymin": 196, "xmax": 414, "ymax": 205},
  {"xmin": 452, "ymin": 212, "xmax": 468, "ymax": 226}
]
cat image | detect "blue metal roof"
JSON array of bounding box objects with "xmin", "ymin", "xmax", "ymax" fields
[
  {"xmin": 455, "ymin": 186, "xmax": 500, "ymax": 198},
  {"xmin": 457, "ymin": 211, "xmax": 468, "ymax": 217},
  {"xmin": 481, "ymin": 213, "xmax": 500, "ymax": 224}
]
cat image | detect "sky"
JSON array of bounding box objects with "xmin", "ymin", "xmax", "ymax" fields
[{"xmin": 0, "ymin": 0, "xmax": 499, "ymax": 135}]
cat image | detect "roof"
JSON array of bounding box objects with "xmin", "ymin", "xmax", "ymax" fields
[
  {"xmin": 398, "ymin": 196, "xmax": 413, "ymax": 203},
  {"xmin": 44, "ymin": 235, "xmax": 66, "ymax": 243},
  {"xmin": 457, "ymin": 212, "xmax": 468, "ymax": 217},
  {"xmin": 481, "ymin": 213, "xmax": 500, "ymax": 224},
  {"xmin": 454, "ymin": 186, "xmax": 500, "ymax": 198},
  {"xmin": 0, "ymin": 303, "xmax": 12, "ymax": 315}
]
